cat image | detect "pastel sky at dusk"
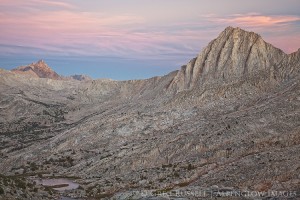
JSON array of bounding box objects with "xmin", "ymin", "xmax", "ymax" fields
[{"xmin": 1, "ymin": 0, "xmax": 300, "ymax": 80}]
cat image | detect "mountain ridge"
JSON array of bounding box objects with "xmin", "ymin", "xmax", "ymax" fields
[
  {"xmin": 2, "ymin": 26, "xmax": 300, "ymax": 106},
  {"xmin": 4, "ymin": 27, "xmax": 300, "ymax": 84},
  {"xmin": 0, "ymin": 26, "xmax": 299, "ymax": 199},
  {"xmin": 10, "ymin": 59, "xmax": 92, "ymax": 81},
  {"xmin": 11, "ymin": 59, "xmax": 62, "ymax": 80},
  {"xmin": 167, "ymin": 26, "xmax": 299, "ymax": 93}
]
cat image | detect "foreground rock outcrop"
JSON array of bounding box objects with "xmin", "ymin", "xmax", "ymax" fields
[{"xmin": 0, "ymin": 27, "xmax": 299, "ymax": 199}]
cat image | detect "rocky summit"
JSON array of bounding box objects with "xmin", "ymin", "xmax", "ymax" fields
[
  {"xmin": 11, "ymin": 60, "xmax": 62, "ymax": 80},
  {"xmin": 11, "ymin": 60, "xmax": 92, "ymax": 81},
  {"xmin": 0, "ymin": 27, "xmax": 299, "ymax": 200}
]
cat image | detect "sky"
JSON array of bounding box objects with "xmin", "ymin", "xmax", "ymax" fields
[{"xmin": 0, "ymin": 0, "xmax": 300, "ymax": 80}]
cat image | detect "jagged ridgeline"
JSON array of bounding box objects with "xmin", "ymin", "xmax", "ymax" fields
[
  {"xmin": 0, "ymin": 27, "xmax": 299, "ymax": 199},
  {"xmin": 11, "ymin": 59, "xmax": 92, "ymax": 81}
]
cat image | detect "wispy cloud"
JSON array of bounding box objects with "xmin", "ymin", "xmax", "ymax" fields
[
  {"xmin": 1, "ymin": 0, "xmax": 300, "ymax": 79},
  {"xmin": 1, "ymin": 1, "xmax": 300, "ymax": 63},
  {"xmin": 30, "ymin": 0, "xmax": 75, "ymax": 9},
  {"xmin": 0, "ymin": 8, "xmax": 146, "ymax": 55},
  {"xmin": 0, "ymin": 0, "xmax": 74, "ymax": 9},
  {"xmin": 214, "ymin": 14, "xmax": 300, "ymax": 27}
]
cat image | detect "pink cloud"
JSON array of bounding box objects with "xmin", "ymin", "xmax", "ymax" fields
[
  {"xmin": 217, "ymin": 14, "xmax": 300, "ymax": 27},
  {"xmin": 1, "ymin": 3, "xmax": 299, "ymax": 59},
  {"xmin": 0, "ymin": 5, "xmax": 202, "ymax": 58},
  {"xmin": 30, "ymin": 0, "xmax": 75, "ymax": 9},
  {"xmin": 0, "ymin": 9, "xmax": 145, "ymax": 53}
]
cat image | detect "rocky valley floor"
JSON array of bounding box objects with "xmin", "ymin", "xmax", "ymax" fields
[{"xmin": 0, "ymin": 27, "xmax": 299, "ymax": 199}]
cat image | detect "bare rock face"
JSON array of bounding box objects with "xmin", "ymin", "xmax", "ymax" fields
[
  {"xmin": 168, "ymin": 27, "xmax": 297, "ymax": 92},
  {"xmin": 0, "ymin": 27, "xmax": 300, "ymax": 199}
]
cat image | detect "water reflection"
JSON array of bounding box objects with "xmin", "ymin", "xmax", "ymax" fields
[{"xmin": 34, "ymin": 178, "xmax": 79, "ymax": 191}]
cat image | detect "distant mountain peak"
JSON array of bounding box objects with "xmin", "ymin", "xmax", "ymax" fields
[
  {"xmin": 11, "ymin": 60, "xmax": 61, "ymax": 80},
  {"xmin": 69, "ymin": 74, "xmax": 92, "ymax": 81},
  {"xmin": 11, "ymin": 60, "xmax": 92, "ymax": 81}
]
